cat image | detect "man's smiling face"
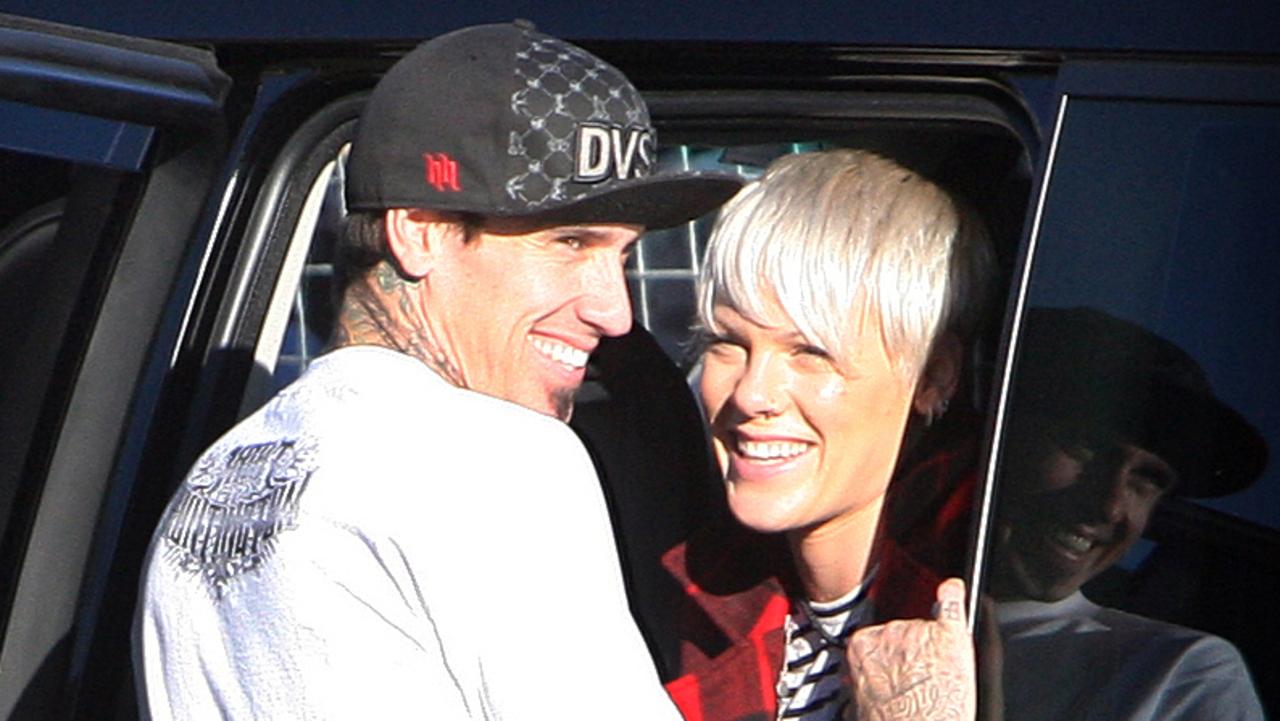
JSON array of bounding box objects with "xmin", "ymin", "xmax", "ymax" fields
[
  {"xmin": 992, "ymin": 417, "xmax": 1178, "ymax": 602},
  {"xmin": 427, "ymin": 218, "xmax": 641, "ymax": 421}
]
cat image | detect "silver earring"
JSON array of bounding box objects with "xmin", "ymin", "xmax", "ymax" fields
[{"xmin": 924, "ymin": 398, "xmax": 949, "ymax": 428}]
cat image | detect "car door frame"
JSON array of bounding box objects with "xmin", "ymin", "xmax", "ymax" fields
[{"xmin": 0, "ymin": 13, "xmax": 228, "ymax": 718}]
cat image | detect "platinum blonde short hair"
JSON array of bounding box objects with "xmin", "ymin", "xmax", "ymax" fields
[{"xmin": 697, "ymin": 149, "xmax": 993, "ymax": 378}]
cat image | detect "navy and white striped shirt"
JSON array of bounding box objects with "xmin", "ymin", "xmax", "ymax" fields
[{"xmin": 775, "ymin": 582, "xmax": 873, "ymax": 720}]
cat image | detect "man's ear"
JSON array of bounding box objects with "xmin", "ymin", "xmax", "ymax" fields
[
  {"xmin": 913, "ymin": 331, "xmax": 963, "ymax": 418},
  {"xmin": 384, "ymin": 208, "xmax": 453, "ymax": 279}
]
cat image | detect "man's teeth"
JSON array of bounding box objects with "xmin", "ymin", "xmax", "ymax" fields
[
  {"xmin": 531, "ymin": 337, "xmax": 589, "ymax": 369},
  {"xmin": 738, "ymin": 439, "xmax": 808, "ymax": 460},
  {"xmin": 1051, "ymin": 530, "xmax": 1093, "ymax": 554}
]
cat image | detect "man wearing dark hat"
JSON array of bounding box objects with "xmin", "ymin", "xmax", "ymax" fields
[
  {"xmin": 134, "ymin": 23, "xmax": 739, "ymax": 719},
  {"xmin": 989, "ymin": 306, "xmax": 1266, "ymax": 721}
]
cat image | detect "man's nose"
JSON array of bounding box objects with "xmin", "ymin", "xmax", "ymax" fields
[
  {"xmin": 579, "ymin": 255, "xmax": 633, "ymax": 337},
  {"xmin": 1083, "ymin": 467, "xmax": 1131, "ymax": 524}
]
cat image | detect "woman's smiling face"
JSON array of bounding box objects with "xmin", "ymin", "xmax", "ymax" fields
[{"xmin": 699, "ymin": 299, "xmax": 917, "ymax": 539}]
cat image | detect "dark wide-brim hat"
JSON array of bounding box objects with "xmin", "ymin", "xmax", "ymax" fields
[
  {"xmin": 1010, "ymin": 306, "xmax": 1268, "ymax": 498},
  {"xmin": 345, "ymin": 22, "xmax": 742, "ymax": 229}
]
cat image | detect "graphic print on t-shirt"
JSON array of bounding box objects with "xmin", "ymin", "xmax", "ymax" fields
[{"xmin": 160, "ymin": 437, "xmax": 318, "ymax": 598}]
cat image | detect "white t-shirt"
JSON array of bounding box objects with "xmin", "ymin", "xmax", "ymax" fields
[
  {"xmin": 997, "ymin": 591, "xmax": 1264, "ymax": 721},
  {"xmin": 135, "ymin": 346, "xmax": 679, "ymax": 720}
]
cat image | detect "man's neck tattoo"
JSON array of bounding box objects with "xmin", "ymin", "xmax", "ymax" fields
[{"xmin": 332, "ymin": 263, "xmax": 465, "ymax": 387}]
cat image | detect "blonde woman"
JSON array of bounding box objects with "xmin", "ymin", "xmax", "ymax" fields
[{"xmin": 663, "ymin": 149, "xmax": 992, "ymax": 721}]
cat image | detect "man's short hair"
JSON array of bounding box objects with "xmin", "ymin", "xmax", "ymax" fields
[
  {"xmin": 697, "ymin": 149, "xmax": 993, "ymax": 378},
  {"xmin": 337, "ymin": 211, "xmax": 386, "ymax": 285},
  {"xmin": 335, "ymin": 210, "xmax": 486, "ymax": 294}
]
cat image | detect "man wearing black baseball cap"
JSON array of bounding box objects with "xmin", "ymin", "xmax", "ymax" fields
[
  {"xmin": 990, "ymin": 306, "xmax": 1266, "ymax": 721},
  {"xmin": 136, "ymin": 23, "xmax": 738, "ymax": 719}
]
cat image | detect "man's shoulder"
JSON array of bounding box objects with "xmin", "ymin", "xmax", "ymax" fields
[
  {"xmin": 1092, "ymin": 603, "xmax": 1248, "ymax": 660},
  {"xmin": 270, "ymin": 347, "xmax": 585, "ymax": 463},
  {"xmin": 1091, "ymin": 602, "xmax": 1210, "ymax": 640},
  {"xmin": 412, "ymin": 385, "xmax": 593, "ymax": 476}
]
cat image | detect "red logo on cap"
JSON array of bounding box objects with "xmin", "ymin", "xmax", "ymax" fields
[{"xmin": 424, "ymin": 153, "xmax": 461, "ymax": 192}]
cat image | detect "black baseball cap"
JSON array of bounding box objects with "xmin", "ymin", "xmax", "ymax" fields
[
  {"xmin": 345, "ymin": 22, "xmax": 742, "ymax": 229},
  {"xmin": 1010, "ymin": 306, "xmax": 1268, "ymax": 498}
]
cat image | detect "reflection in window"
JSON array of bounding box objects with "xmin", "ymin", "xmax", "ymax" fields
[{"xmin": 994, "ymin": 97, "xmax": 1279, "ymax": 720}]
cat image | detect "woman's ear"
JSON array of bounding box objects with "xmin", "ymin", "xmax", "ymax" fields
[
  {"xmin": 384, "ymin": 208, "xmax": 453, "ymax": 279},
  {"xmin": 913, "ymin": 332, "xmax": 963, "ymax": 422}
]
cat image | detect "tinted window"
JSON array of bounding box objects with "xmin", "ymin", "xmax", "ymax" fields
[{"xmin": 993, "ymin": 96, "xmax": 1279, "ymax": 718}]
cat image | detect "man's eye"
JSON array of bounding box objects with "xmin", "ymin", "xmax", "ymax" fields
[
  {"xmin": 797, "ymin": 344, "xmax": 831, "ymax": 359},
  {"xmin": 1051, "ymin": 430, "xmax": 1097, "ymax": 463},
  {"xmin": 1049, "ymin": 435, "xmax": 1100, "ymax": 463},
  {"xmin": 1061, "ymin": 444, "xmax": 1096, "ymax": 464},
  {"xmin": 1131, "ymin": 465, "xmax": 1176, "ymax": 494},
  {"xmin": 558, "ymin": 236, "xmax": 586, "ymax": 250}
]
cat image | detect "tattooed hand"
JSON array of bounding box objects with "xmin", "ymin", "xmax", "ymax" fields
[{"xmin": 845, "ymin": 578, "xmax": 975, "ymax": 721}]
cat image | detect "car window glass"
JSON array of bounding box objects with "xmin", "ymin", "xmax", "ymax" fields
[
  {"xmin": 993, "ymin": 96, "xmax": 1279, "ymax": 718},
  {"xmin": 0, "ymin": 141, "xmax": 136, "ymax": 627}
]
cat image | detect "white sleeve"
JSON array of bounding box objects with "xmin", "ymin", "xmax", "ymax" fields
[
  {"xmin": 460, "ymin": 420, "xmax": 682, "ymax": 721},
  {"xmin": 1152, "ymin": 635, "xmax": 1265, "ymax": 721}
]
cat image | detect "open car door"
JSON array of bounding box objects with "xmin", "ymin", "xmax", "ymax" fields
[{"xmin": 0, "ymin": 13, "xmax": 227, "ymax": 719}]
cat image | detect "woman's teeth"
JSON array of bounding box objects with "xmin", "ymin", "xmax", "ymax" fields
[{"xmin": 738, "ymin": 439, "xmax": 808, "ymax": 460}]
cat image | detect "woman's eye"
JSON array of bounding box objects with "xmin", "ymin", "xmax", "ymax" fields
[
  {"xmin": 791, "ymin": 344, "xmax": 840, "ymax": 373},
  {"xmin": 701, "ymin": 334, "xmax": 744, "ymax": 356},
  {"xmin": 793, "ymin": 344, "xmax": 835, "ymax": 365}
]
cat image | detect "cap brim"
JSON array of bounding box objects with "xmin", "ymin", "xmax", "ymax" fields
[
  {"xmin": 1020, "ymin": 382, "xmax": 1268, "ymax": 498},
  {"xmin": 1012, "ymin": 306, "xmax": 1269, "ymax": 499},
  {"xmin": 491, "ymin": 172, "xmax": 744, "ymax": 230},
  {"xmin": 1132, "ymin": 388, "xmax": 1269, "ymax": 498}
]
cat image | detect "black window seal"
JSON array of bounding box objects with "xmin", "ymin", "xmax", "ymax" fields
[{"xmin": 0, "ymin": 13, "xmax": 229, "ymax": 127}]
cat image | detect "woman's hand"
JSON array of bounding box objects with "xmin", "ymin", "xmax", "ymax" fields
[{"xmin": 845, "ymin": 578, "xmax": 976, "ymax": 721}]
